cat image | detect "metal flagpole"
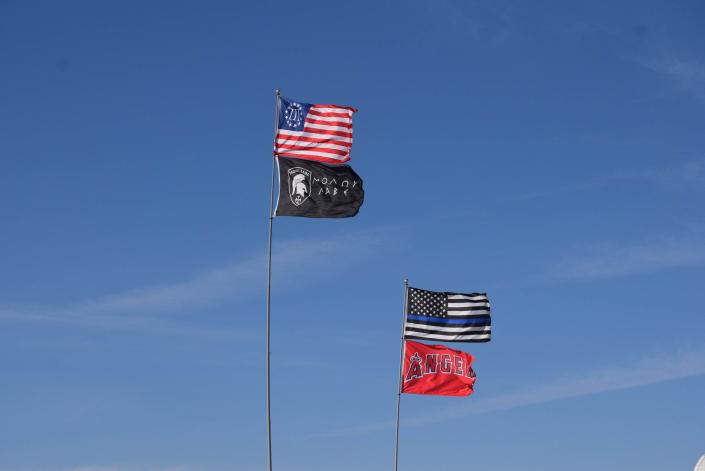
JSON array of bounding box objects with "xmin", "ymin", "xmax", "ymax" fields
[
  {"xmin": 393, "ymin": 278, "xmax": 409, "ymax": 471},
  {"xmin": 265, "ymin": 88, "xmax": 281, "ymax": 471}
]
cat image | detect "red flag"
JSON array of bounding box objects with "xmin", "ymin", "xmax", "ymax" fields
[{"xmin": 401, "ymin": 340, "xmax": 476, "ymax": 397}]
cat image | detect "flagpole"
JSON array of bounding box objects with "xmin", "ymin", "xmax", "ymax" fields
[
  {"xmin": 393, "ymin": 278, "xmax": 409, "ymax": 471},
  {"xmin": 265, "ymin": 88, "xmax": 280, "ymax": 471}
]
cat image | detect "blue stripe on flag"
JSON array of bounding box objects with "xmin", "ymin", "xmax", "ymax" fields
[{"xmin": 406, "ymin": 314, "xmax": 490, "ymax": 325}]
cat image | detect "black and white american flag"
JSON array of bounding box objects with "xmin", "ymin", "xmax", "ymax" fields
[{"xmin": 404, "ymin": 287, "xmax": 491, "ymax": 343}]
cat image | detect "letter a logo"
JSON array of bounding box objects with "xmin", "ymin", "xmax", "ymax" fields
[{"xmin": 405, "ymin": 352, "xmax": 423, "ymax": 382}]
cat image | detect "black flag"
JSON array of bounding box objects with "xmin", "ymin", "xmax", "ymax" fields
[{"xmin": 274, "ymin": 156, "xmax": 364, "ymax": 218}]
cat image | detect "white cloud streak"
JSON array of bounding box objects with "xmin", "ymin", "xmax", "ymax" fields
[
  {"xmin": 408, "ymin": 347, "xmax": 705, "ymax": 426},
  {"xmin": 0, "ymin": 229, "xmax": 390, "ymax": 337},
  {"xmin": 549, "ymin": 236, "xmax": 705, "ymax": 281},
  {"xmin": 612, "ymin": 160, "xmax": 705, "ymax": 190},
  {"xmin": 426, "ymin": 0, "xmax": 517, "ymax": 43},
  {"xmin": 639, "ymin": 57, "xmax": 705, "ymax": 101},
  {"xmin": 305, "ymin": 346, "xmax": 705, "ymax": 438},
  {"xmin": 518, "ymin": 160, "xmax": 705, "ymax": 201}
]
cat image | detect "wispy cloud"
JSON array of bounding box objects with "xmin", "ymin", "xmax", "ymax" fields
[
  {"xmin": 515, "ymin": 177, "xmax": 608, "ymax": 200},
  {"xmin": 517, "ymin": 159, "xmax": 705, "ymax": 200},
  {"xmin": 612, "ymin": 159, "xmax": 705, "ymax": 191},
  {"xmin": 0, "ymin": 228, "xmax": 391, "ymax": 337},
  {"xmin": 639, "ymin": 57, "xmax": 705, "ymax": 101},
  {"xmin": 408, "ymin": 347, "xmax": 705, "ymax": 427},
  {"xmin": 427, "ymin": 0, "xmax": 517, "ymax": 43},
  {"xmin": 549, "ymin": 236, "xmax": 705, "ymax": 281},
  {"xmin": 304, "ymin": 346, "xmax": 705, "ymax": 438}
]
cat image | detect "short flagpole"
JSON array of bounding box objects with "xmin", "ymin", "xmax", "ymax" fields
[
  {"xmin": 393, "ymin": 278, "xmax": 409, "ymax": 471},
  {"xmin": 265, "ymin": 88, "xmax": 281, "ymax": 471}
]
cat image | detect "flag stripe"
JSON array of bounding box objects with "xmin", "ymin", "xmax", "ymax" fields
[
  {"xmin": 277, "ymin": 145, "xmax": 350, "ymax": 156},
  {"xmin": 307, "ymin": 110, "xmax": 353, "ymax": 119},
  {"xmin": 305, "ymin": 122, "xmax": 353, "ymax": 133},
  {"xmin": 405, "ymin": 332, "xmax": 491, "ymax": 342},
  {"xmin": 276, "ymin": 140, "xmax": 351, "ymax": 151},
  {"xmin": 277, "ymin": 135, "xmax": 352, "ymax": 146},
  {"xmin": 311, "ymin": 106, "xmax": 355, "ymax": 113},
  {"xmin": 303, "ymin": 127, "xmax": 352, "ymax": 138},
  {"xmin": 448, "ymin": 303, "xmax": 489, "ymax": 309},
  {"xmin": 445, "ymin": 312, "xmax": 491, "ymax": 318},
  {"xmin": 277, "ymin": 149, "xmax": 349, "ymax": 159},
  {"xmin": 276, "ymin": 129, "xmax": 353, "ymax": 141},
  {"xmin": 305, "ymin": 118, "xmax": 352, "ymax": 129},
  {"xmin": 277, "ymin": 152, "xmax": 348, "ymax": 164},
  {"xmin": 276, "ymin": 144, "xmax": 352, "ymax": 157},
  {"xmin": 448, "ymin": 294, "xmax": 488, "ymax": 301},
  {"xmin": 305, "ymin": 115, "xmax": 352, "ymax": 124},
  {"xmin": 447, "ymin": 306, "xmax": 490, "ymax": 312},
  {"xmin": 447, "ymin": 302, "xmax": 490, "ymax": 308},
  {"xmin": 405, "ymin": 323, "xmax": 491, "ymax": 333},
  {"xmin": 406, "ymin": 314, "xmax": 491, "ymax": 326},
  {"xmin": 277, "ymin": 128, "xmax": 352, "ymax": 140}
]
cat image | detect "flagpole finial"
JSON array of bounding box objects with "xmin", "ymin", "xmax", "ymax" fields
[
  {"xmin": 275, "ymin": 89, "xmax": 280, "ymax": 95},
  {"xmin": 404, "ymin": 278, "xmax": 408, "ymax": 286}
]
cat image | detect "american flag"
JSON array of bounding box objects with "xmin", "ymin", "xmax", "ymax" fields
[
  {"xmin": 404, "ymin": 287, "xmax": 491, "ymax": 343},
  {"xmin": 274, "ymin": 96, "xmax": 356, "ymax": 164}
]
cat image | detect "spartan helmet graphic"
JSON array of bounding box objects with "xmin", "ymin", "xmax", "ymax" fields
[{"xmin": 290, "ymin": 172, "xmax": 310, "ymax": 206}]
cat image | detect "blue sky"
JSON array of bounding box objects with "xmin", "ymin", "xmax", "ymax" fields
[{"xmin": 1, "ymin": 0, "xmax": 705, "ymax": 470}]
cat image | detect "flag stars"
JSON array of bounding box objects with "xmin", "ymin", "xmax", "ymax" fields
[{"xmin": 409, "ymin": 288, "xmax": 447, "ymax": 317}]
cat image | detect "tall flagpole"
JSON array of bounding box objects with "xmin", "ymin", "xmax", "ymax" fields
[
  {"xmin": 393, "ymin": 278, "xmax": 409, "ymax": 471},
  {"xmin": 265, "ymin": 88, "xmax": 281, "ymax": 471}
]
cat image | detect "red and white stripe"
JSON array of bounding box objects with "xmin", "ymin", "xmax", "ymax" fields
[{"xmin": 275, "ymin": 104, "xmax": 357, "ymax": 164}]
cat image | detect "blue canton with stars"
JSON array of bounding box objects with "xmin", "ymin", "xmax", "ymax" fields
[{"xmin": 279, "ymin": 96, "xmax": 312, "ymax": 131}]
